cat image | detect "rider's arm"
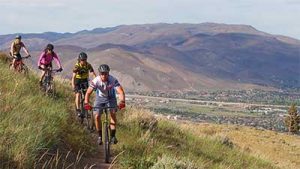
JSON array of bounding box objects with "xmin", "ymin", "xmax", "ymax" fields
[
  {"xmin": 92, "ymin": 72, "xmax": 96, "ymax": 78},
  {"xmin": 116, "ymin": 85, "xmax": 125, "ymax": 102},
  {"xmin": 71, "ymin": 73, "xmax": 76, "ymax": 89},
  {"xmin": 72, "ymin": 65, "xmax": 79, "ymax": 88},
  {"xmin": 89, "ymin": 64, "xmax": 96, "ymax": 78},
  {"xmin": 37, "ymin": 52, "xmax": 45, "ymax": 67},
  {"xmin": 85, "ymin": 77, "xmax": 98, "ymax": 104},
  {"xmin": 10, "ymin": 42, "xmax": 14, "ymax": 56},
  {"xmin": 53, "ymin": 53, "xmax": 62, "ymax": 68},
  {"xmin": 22, "ymin": 43, "xmax": 30, "ymax": 56},
  {"xmin": 84, "ymin": 87, "xmax": 94, "ymax": 104}
]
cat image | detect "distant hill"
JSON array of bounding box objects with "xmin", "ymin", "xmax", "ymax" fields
[{"xmin": 1, "ymin": 23, "xmax": 299, "ymax": 91}]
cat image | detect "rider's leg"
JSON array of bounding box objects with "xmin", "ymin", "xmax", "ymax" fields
[
  {"xmin": 95, "ymin": 112, "xmax": 102, "ymax": 137},
  {"xmin": 110, "ymin": 110, "xmax": 117, "ymax": 143},
  {"xmin": 75, "ymin": 92, "xmax": 80, "ymax": 110},
  {"xmin": 39, "ymin": 65, "xmax": 46, "ymax": 84},
  {"xmin": 74, "ymin": 79, "xmax": 80, "ymax": 114},
  {"xmin": 12, "ymin": 54, "xmax": 20, "ymax": 69},
  {"xmin": 12, "ymin": 58, "xmax": 17, "ymax": 69},
  {"xmin": 94, "ymin": 111, "xmax": 103, "ymax": 145}
]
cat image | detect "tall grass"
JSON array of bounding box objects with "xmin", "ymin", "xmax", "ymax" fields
[
  {"xmin": 0, "ymin": 52, "xmax": 282, "ymax": 169},
  {"xmin": 113, "ymin": 108, "xmax": 278, "ymax": 169},
  {"xmin": 0, "ymin": 53, "xmax": 94, "ymax": 168}
]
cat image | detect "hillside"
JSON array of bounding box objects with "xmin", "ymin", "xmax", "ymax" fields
[
  {"xmin": 0, "ymin": 23, "xmax": 299, "ymax": 91},
  {"xmin": 0, "ymin": 53, "xmax": 94, "ymax": 168},
  {"xmin": 180, "ymin": 122, "xmax": 300, "ymax": 169},
  {"xmin": 2, "ymin": 52, "xmax": 297, "ymax": 169}
]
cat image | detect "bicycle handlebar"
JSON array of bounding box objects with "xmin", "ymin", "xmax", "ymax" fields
[
  {"xmin": 92, "ymin": 106, "xmax": 118, "ymax": 109},
  {"xmin": 12, "ymin": 55, "xmax": 31, "ymax": 59},
  {"xmin": 39, "ymin": 67, "xmax": 62, "ymax": 72},
  {"xmin": 51, "ymin": 69, "xmax": 62, "ymax": 72},
  {"xmin": 22, "ymin": 55, "xmax": 31, "ymax": 59}
]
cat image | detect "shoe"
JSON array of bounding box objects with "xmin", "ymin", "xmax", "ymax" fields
[
  {"xmin": 76, "ymin": 109, "xmax": 83, "ymax": 117},
  {"xmin": 110, "ymin": 137, "xmax": 118, "ymax": 144},
  {"xmin": 97, "ymin": 137, "xmax": 103, "ymax": 145}
]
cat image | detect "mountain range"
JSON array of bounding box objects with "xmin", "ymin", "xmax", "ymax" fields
[{"xmin": 1, "ymin": 23, "xmax": 299, "ymax": 91}]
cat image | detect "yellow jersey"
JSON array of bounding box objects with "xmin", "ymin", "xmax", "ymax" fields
[{"xmin": 73, "ymin": 62, "xmax": 94, "ymax": 79}]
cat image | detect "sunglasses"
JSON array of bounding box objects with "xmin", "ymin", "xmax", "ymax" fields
[
  {"xmin": 80, "ymin": 59, "xmax": 87, "ymax": 61},
  {"xmin": 100, "ymin": 72, "xmax": 109, "ymax": 76}
]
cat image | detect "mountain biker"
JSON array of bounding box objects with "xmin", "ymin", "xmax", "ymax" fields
[
  {"xmin": 72, "ymin": 52, "xmax": 96, "ymax": 117},
  {"xmin": 37, "ymin": 44, "xmax": 63, "ymax": 86},
  {"xmin": 84, "ymin": 64, "xmax": 126, "ymax": 145},
  {"xmin": 10, "ymin": 35, "xmax": 31, "ymax": 69}
]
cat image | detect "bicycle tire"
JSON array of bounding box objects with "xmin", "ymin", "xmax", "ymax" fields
[
  {"xmin": 90, "ymin": 110, "xmax": 95, "ymax": 131},
  {"xmin": 50, "ymin": 79, "xmax": 55, "ymax": 97},
  {"xmin": 104, "ymin": 122, "xmax": 110, "ymax": 163},
  {"xmin": 46, "ymin": 80, "xmax": 54, "ymax": 96},
  {"xmin": 8, "ymin": 63, "xmax": 13, "ymax": 70},
  {"xmin": 41, "ymin": 76, "xmax": 48, "ymax": 93},
  {"xmin": 83, "ymin": 90, "xmax": 91, "ymax": 129},
  {"xmin": 85, "ymin": 109, "xmax": 92, "ymax": 130},
  {"xmin": 79, "ymin": 92, "xmax": 84, "ymax": 124},
  {"xmin": 85, "ymin": 110, "xmax": 90, "ymax": 129},
  {"xmin": 21, "ymin": 64, "xmax": 29, "ymax": 76}
]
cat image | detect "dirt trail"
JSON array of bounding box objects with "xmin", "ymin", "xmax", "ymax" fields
[{"xmin": 83, "ymin": 133, "xmax": 116, "ymax": 169}]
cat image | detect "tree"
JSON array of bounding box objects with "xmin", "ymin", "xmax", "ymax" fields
[{"xmin": 285, "ymin": 103, "xmax": 300, "ymax": 134}]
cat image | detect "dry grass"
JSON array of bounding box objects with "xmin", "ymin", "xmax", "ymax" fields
[
  {"xmin": 0, "ymin": 52, "xmax": 94, "ymax": 168},
  {"xmin": 180, "ymin": 122, "xmax": 300, "ymax": 169},
  {"xmin": 114, "ymin": 108, "xmax": 276, "ymax": 169}
]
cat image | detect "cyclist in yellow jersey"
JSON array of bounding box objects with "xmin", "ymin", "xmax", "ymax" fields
[
  {"xmin": 72, "ymin": 52, "xmax": 96, "ymax": 117},
  {"xmin": 10, "ymin": 35, "xmax": 31, "ymax": 69}
]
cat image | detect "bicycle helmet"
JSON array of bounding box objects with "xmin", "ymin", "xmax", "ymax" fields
[
  {"xmin": 46, "ymin": 44, "xmax": 54, "ymax": 50},
  {"xmin": 98, "ymin": 64, "xmax": 110, "ymax": 73},
  {"xmin": 15, "ymin": 35, "xmax": 21, "ymax": 39},
  {"xmin": 78, "ymin": 52, "xmax": 88, "ymax": 60}
]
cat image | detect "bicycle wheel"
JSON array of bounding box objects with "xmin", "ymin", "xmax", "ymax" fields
[
  {"xmin": 85, "ymin": 109, "xmax": 90, "ymax": 129},
  {"xmin": 79, "ymin": 93, "xmax": 84, "ymax": 124},
  {"xmin": 41, "ymin": 77, "xmax": 48, "ymax": 92},
  {"xmin": 104, "ymin": 122, "xmax": 110, "ymax": 163},
  {"xmin": 85, "ymin": 109, "xmax": 91, "ymax": 130},
  {"xmin": 8, "ymin": 63, "xmax": 13, "ymax": 70},
  {"xmin": 21, "ymin": 64, "xmax": 29, "ymax": 76},
  {"xmin": 46, "ymin": 80, "xmax": 53, "ymax": 96},
  {"xmin": 50, "ymin": 80, "xmax": 55, "ymax": 96},
  {"xmin": 86, "ymin": 109, "xmax": 95, "ymax": 131},
  {"xmin": 89, "ymin": 110, "xmax": 95, "ymax": 131}
]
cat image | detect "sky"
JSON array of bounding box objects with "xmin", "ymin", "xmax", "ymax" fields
[{"xmin": 0, "ymin": 0, "xmax": 299, "ymax": 39}]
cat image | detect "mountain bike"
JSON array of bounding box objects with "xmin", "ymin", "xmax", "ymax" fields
[
  {"xmin": 8, "ymin": 55, "xmax": 30, "ymax": 75},
  {"xmin": 93, "ymin": 105, "xmax": 117, "ymax": 163},
  {"xmin": 40, "ymin": 67, "xmax": 61, "ymax": 96},
  {"xmin": 77, "ymin": 82, "xmax": 94, "ymax": 131}
]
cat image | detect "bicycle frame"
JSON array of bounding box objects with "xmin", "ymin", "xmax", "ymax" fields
[
  {"xmin": 9, "ymin": 56, "xmax": 29, "ymax": 74},
  {"xmin": 78, "ymin": 82, "xmax": 94, "ymax": 130},
  {"xmin": 41, "ymin": 67, "xmax": 60, "ymax": 96}
]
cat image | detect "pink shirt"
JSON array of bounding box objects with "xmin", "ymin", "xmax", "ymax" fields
[{"xmin": 38, "ymin": 51, "xmax": 62, "ymax": 68}]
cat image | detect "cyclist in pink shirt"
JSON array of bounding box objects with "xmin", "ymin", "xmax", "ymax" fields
[{"xmin": 38, "ymin": 44, "xmax": 63, "ymax": 85}]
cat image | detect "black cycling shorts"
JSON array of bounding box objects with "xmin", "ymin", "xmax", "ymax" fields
[
  {"xmin": 41, "ymin": 63, "xmax": 52, "ymax": 68},
  {"xmin": 13, "ymin": 53, "xmax": 22, "ymax": 61},
  {"xmin": 74, "ymin": 78, "xmax": 89, "ymax": 93}
]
